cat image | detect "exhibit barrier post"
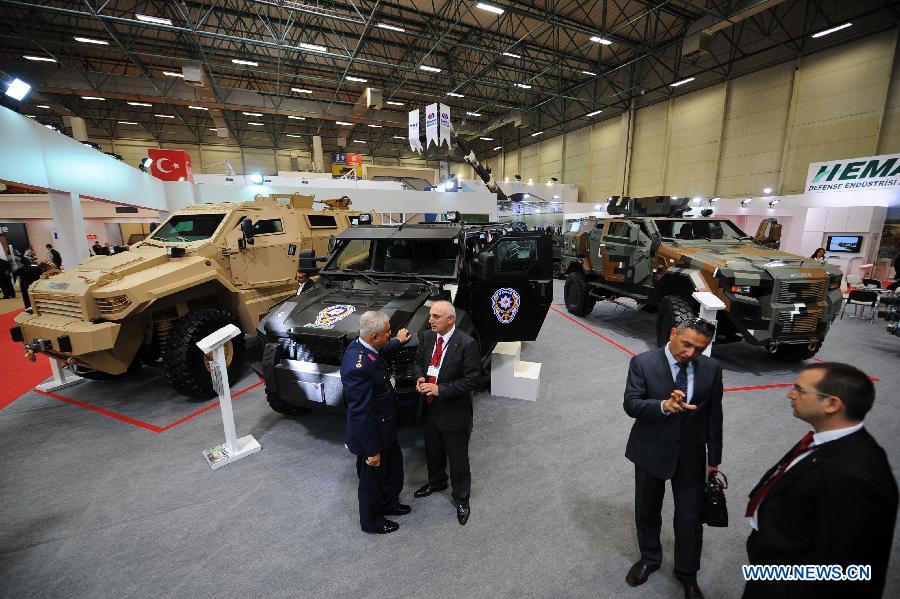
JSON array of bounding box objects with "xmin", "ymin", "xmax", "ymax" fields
[
  {"xmin": 691, "ymin": 291, "xmax": 726, "ymax": 357},
  {"xmin": 198, "ymin": 324, "xmax": 261, "ymax": 470},
  {"xmin": 36, "ymin": 357, "xmax": 84, "ymax": 392}
]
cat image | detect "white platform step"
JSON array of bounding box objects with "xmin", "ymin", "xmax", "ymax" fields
[{"xmin": 490, "ymin": 341, "xmax": 541, "ymax": 401}]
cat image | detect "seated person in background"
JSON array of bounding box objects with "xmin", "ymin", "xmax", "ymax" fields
[
  {"xmin": 676, "ymin": 223, "xmax": 694, "ymax": 240},
  {"xmin": 810, "ymin": 248, "xmax": 826, "ymax": 262}
]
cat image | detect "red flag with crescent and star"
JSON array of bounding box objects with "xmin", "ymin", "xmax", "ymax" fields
[{"xmin": 147, "ymin": 149, "xmax": 194, "ymax": 182}]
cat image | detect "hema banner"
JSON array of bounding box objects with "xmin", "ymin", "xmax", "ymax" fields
[{"xmin": 806, "ymin": 152, "xmax": 900, "ymax": 193}]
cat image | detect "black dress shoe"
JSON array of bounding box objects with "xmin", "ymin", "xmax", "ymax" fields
[
  {"xmin": 368, "ymin": 520, "xmax": 399, "ymax": 534},
  {"xmin": 414, "ymin": 483, "xmax": 448, "ymax": 498},
  {"xmin": 625, "ymin": 561, "xmax": 659, "ymax": 587},
  {"xmin": 384, "ymin": 504, "xmax": 411, "ymax": 516},
  {"xmin": 456, "ymin": 504, "xmax": 470, "ymax": 525},
  {"xmin": 678, "ymin": 578, "xmax": 704, "ymax": 599}
]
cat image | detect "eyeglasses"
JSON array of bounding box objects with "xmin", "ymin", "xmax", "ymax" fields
[
  {"xmin": 681, "ymin": 317, "xmax": 716, "ymax": 337},
  {"xmin": 790, "ymin": 384, "xmax": 832, "ymax": 398}
]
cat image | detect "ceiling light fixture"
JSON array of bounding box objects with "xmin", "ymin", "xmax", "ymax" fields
[
  {"xmin": 291, "ymin": 87, "xmax": 313, "ymax": 93},
  {"xmin": 248, "ymin": 173, "xmax": 264, "ymax": 184},
  {"xmin": 346, "ymin": 76, "xmax": 368, "ymax": 82},
  {"xmin": 81, "ymin": 96, "xmax": 105, "ymax": 100},
  {"xmin": 24, "ymin": 55, "xmax": 57, "ymax": 63},
  {"xmin": 476, "ymin": 3, "xmax": 504, "ymax": 15},
  {"xmin": 232, "ymin": 59, "xmax": 259, "ymax": 66},
  {"xmin": 135, "ymin": 13, "xmax": 173, "ymax": 26},
  {"xmin": 419, "ymin": 65, "xmax": 441, "ymax": 73},
  {"xmin": 208, "ymin": 128, "xmax": 218, "ymax": 131},
  {"xmin": 352, "ymin": 139, "xmax": 366, "ymax": 143},
  {"xmin": 480, "ymin": 137, "xmax": 493, "ymax": 141},
  {"xmin": 286, "ymin": 134, "xmax": 303, "ymax": 138},
  {"xmin": 287, "ymin": 115, "xmax": 306, "ymax": 120},
  {"xmin": 368, "ymin": 124, "xmax": 382, "ymax": 128},
  {"xmin": 37, "ymin": 104, "xmax": 50, "ymax": 109},
  {"xmin": 392, "ymin": 135, "xmax": 405, "ymax": 139},
  {"xmin": 155, "ymin": 114, "xmax": 175, "ymax": 118},
  {"xmin": 502, "ymin": 52, "xmax": 522, "ymax": 59},
  {"xmin": 812, "ymin": 22, "xmax": 852, "ymax": 38},
  {"xmin": 242, "ymin": 112, "xmax": 263, "ymax": 116},
  {"xmin": 188, "ymin": 105, "xmax": 208, "ymax": 110},
  {"xmin": 447, "ymin": 92, "xmax": 464, "ymax": 98},
  {"xmin": 5, "ymin": 79, "xmax": 31, "ymax": 101},
  {"xmin": 128, "ymin": 101, "xmax": 152, "ymax": 107},
  {"xmin": 118, "ymin": 121, "xmax": 138, "ymax": 125},
  {"xmin": 74, "ymin": 36, "xmax": 108, "ymax": 45},
  {"xmin": 590, "ymin": 36, "xmax": 613, "ymax": 45},
  {"xmin": 336, "ymin": 121, "xmax": 353, "ymax": 126},
  {"xmin": 163, "ymin": 71, "xmax": 184, "ymax": 77},
  {"xmin": 492, "ymin": 146, "xmax": 501, "ymax": 151},
  {"xmin": 377, "ymin": 23, "xmax": 405, "ymax": 33},
  {"xmin": 531, "ymin": 131, "xmax": 543, "ymax": 137},
  {"xmin": 386, "ymin": 100, "xmax": 404, "ymax": 106},
  {"xmin": 466, "ymin": 111, "xmax": 482, "ymax": 117},
  {"xmin": 299, "ymin": 42, "xmax": 327, "ymax": 53},
  {"xmin": 586, "ymin": 109, "xmax": 603, "ymax": 117},
  {"xmin": 247, "ymin": 122, "xmax": 264, "ymax": 126},
  {"xmin": 582, "ymin": 70, "xmax": 597, "ymax": 76},
  {"xmin": 670, "ymin": 77, "xmax": 695, "ymax": 87},
  {"xmin": 516, "ymin": 83, "xmax": 532, "ymax": 89},
  {"xmin": 763, "ymin": 187, "xmax": 773, "ymax": 194}
]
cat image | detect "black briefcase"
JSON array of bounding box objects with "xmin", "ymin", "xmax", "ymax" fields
[{"xmin": 702, "ymin": 471, "xmax": 728, "ymax": 527}]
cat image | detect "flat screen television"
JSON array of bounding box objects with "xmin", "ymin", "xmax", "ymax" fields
[{"xmin": 826, "ymin": 235, "xmax": 863, "ymax": 253}]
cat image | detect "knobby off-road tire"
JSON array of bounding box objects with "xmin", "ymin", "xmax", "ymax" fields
[
  {"xmin": 164, "ymin": 308, "xmax": 245, "ymax": 399},
  {"xmin": 656, "ymin": 295, "xmax": 696, "ymax": 347},
  {"xmin": 564, "ymin": 272, "xmax": 596, "ymax": 316}
]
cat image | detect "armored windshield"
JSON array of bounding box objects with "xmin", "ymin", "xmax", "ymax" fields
[
  {"xmin": 151, "ymin": 214, "xmax": 226, "ymax": 242},
  {"xmin": 326, "ymin": 237, "xmax": 459, "ymax": 277},
  {"xmin": 654, "ymin": 219, "xmax": 748, "ymax": 241}
]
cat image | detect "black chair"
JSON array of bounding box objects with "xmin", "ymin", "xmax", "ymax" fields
[
  {"xmin": 840, "ymin": 289, "xmax": 879, "ymax": 321},
  {"xmin": 862, "ymin": 278, "xmax": 882, "ymax": 288}
]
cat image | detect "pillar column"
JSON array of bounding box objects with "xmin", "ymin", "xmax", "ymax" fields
[{"xmin": 49, "ymin": 191, "xmax": 89, "ymax": 269}]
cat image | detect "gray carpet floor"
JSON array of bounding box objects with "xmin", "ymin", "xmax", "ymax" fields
[{"xmin": 2, "ymin": 281, "xmax": 899, "ymax": 599}]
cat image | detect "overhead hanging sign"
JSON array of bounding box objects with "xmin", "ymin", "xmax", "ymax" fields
[
  {"xmin": 425, "ymin": 103, "xmax": 439, "ymax": 149},
  {"xmin": 805, "ymin": 152, "xmax": 900, "ymax": 193},
  {"xmin": 408, "ymin": 109, "xmax": 422, "ymax": 153},
  {"xmin": 439, "ymin": 103, "xmax": 451, "ymax": 149}
]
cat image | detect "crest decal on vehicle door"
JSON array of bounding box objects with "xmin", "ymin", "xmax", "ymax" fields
[{"xmin": 491, "ymin": 288, "xmax": 521, "ymax": 324}]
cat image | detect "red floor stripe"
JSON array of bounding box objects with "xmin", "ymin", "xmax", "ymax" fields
[
  {"xmin": 35, "ymin": 377, "xmax": 264, "ymax": 433},
  {"xmin": 724, "ymin": 383, "xmax": 793, "ymax": 393},
  {"xmin": 549, "ymin": 306, "xmax": 636, "ymax": 356}
]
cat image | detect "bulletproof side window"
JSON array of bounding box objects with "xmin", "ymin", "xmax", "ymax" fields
[
  {"xmin": 606, "ymin": 221, "xmax": 631, "ymax": 238},
  {"xmin": 252, "ymin": 219, "xmax": 284, "ymax": 235}
]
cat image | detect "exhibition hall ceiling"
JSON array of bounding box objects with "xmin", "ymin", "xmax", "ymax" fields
[{"xmin": 0, "ymin": 0, "xmax": 897, "ymax": 159}]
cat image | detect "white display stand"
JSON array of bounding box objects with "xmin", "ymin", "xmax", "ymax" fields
[
  {"xmin": 36, "ymin": 357, "xmax": 84, "ymax": 392},
  {"xmin": 198, "ymin": 324, "xmax": 261, "ymax": 470},
  {"xmin": 490, "ymin": 341, "xmax": 541, "ymax": 401},
  {"xmin": 691, "ymin": 291, "xmax": 726, "ymax": 357}
]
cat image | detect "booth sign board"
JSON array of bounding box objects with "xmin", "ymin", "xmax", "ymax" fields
[
  {"xmin": 331, "ymin": 152, "xmax": 362, "ymax": 177},
  {"xmin": 806, "ymin": 152, "xmax": 900, "ymax": 193}
]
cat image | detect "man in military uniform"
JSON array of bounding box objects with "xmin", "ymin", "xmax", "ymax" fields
[{"xmin": 341, "ymin": 310, "xmax": 411, "ymax": 534}]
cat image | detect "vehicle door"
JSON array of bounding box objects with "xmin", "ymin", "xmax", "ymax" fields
[
  {"xmin": 225, "ymin": 213, "xmax": 298, "ymax": 287},
  {"xmin": 468, "ymin": 231, "xmax": 553, "ymax": 343},
  {"xmin": 599, "ymin": 219, "xmax": 654, "ymax": 287}
]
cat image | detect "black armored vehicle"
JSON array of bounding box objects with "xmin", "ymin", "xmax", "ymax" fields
[{"xmin": 256, "ymin": 215, "xmax": 553, "ymax": 415}]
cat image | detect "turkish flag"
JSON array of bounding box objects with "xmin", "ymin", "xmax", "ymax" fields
[{"xmin": 147, "ymin": 149, "xmax": 194, "ymax": 182}]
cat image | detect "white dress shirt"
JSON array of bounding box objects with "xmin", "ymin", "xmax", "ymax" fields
[
  {"xmin": 748, "ymin": 421, "xmax": 865, "ymax": 530},
  {"xmin": 429, "ymin": 326, "xmax": 455, "ymax": 379},
  {"xmin": 661, "ymin": 343, "xmax": 694, "ymax": 414}
]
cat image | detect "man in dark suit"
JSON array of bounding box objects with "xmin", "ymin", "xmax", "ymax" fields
[
  {"xmin": 413, "ymin": 300, "xmax": 482, "ymax": 525},
  {"xmin": 623, "ymin": 318, "xmax": 723, "ymax": 599},
  {"xmin": 340, "ymin": 310, "xmax": 411, "ymax": 534},
  {"xmin": 743, "ymin": 362, "xmax": 898, "ymax": 599}
]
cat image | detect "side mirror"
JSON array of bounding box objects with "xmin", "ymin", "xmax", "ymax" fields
[
  {"xmin": 477, "ymin": 252, "xmax": 496, "ymax": 279},
  {"xmin": 240, "ymin": 218, "xmax": 255, "ymax": 245},
  {"xmin": 298, "ymin": 248, "xmax": 318, "ymax": 273}
]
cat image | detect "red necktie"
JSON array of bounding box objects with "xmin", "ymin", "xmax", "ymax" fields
[
  {"xmin": 745, "ymin": 431, "xmax": 815, "ymax": 517},
  {"xmin": 425, "ymin": 336, "xmax": 444, "ymax": 406}
]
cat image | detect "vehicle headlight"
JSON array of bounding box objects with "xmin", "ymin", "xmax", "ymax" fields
[
  {"xmin": 731, "ymin": 285, "xmax": 752, "ymax": 294},
  {"xmin": 95, "ymin": 295, "xmax": 132, "ymax": 313}
]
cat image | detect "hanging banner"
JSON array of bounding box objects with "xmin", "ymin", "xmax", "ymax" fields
[
  {"xmin": 147, "ymin": 148, "xmax": 194, "ymax": 182},
  {"xmin": 425, "ymin": 103, "xmax": 439, "ymax": 149},
  {"xmin": 439, "ymin": 103, "xmax": 452, "ymax": 149},
  {"xmin": 408, "ymin": 109, "xmax": 422, "ymax": 153}
]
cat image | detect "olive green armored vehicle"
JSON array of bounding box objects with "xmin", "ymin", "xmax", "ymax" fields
[
  {"xmin": 11, "ymin": 194, "xmax": 363, "ymax": 398},
  {"xmin": 560, "ymin": 196, "xmax": 843, "ymax": 360}
]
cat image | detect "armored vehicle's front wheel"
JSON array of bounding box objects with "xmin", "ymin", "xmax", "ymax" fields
[
  {"xmin": 163, "ymin": 308, "xmax": 246, "ymax": 399},
  {"xmin": 266, "ymin": 391, "xmax": 312, "ymax": 415},
  {"xmin": 656, "ymin": 295, "xmax": 696, "ymax": 346},
  {"xmin": 564, "ymin": 272, "xmax": 596, "ymax": 316}
]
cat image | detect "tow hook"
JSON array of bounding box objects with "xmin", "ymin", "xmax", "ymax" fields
[
  {"xmin": 24, "ymin": 339, "xmax": 52, "ymax": 361},
  {"xmin": 24, "ymin": 344, "xmax": 36, "ymax": 362}
]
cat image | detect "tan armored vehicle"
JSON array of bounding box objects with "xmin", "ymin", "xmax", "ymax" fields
[{"xmin": 11, "ymin": 194, "xmax": 362, "ymax": 398}]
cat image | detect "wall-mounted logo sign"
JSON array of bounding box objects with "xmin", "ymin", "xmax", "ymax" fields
[
  {"xmin": 491, "ymin": 288, "xmax": 521, "ymax": 324},
  {"xmin": 304, "ymin": 304, "xmax": 356, "ymax": 329},
  {"xmin": 806, "ymin": 152, "xmax": 900, "ymax": 193}
]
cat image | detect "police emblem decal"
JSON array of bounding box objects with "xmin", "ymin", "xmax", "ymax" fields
[
  {"xmin": 491, "ymin": 288, "xmax": 521, "ymax": 324},
  {"xmin": 304, "ymin": 304, "xmax": 356, "ymax": 329}
]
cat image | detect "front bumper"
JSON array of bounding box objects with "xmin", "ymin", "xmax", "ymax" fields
[{"xmin": 12, "ymin": 313, "xmax": 120, "ymax": 356}]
